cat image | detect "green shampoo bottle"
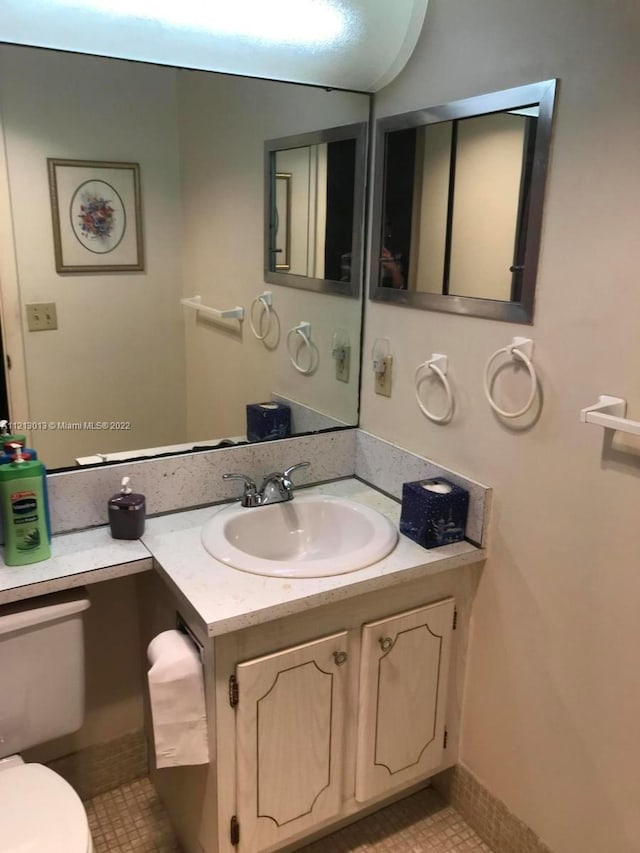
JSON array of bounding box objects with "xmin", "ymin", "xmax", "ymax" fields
[{"xmin": 0, "ymin": 445, "xmax": 51, "ymax": 565}]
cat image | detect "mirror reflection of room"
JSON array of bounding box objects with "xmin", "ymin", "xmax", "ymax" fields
[
  {"xmin": 379, "ymin": 109, "xmax": 538, "ymax": 301},
  {"xmin": 0, "ymin": 44, "xmax": 368, "ymax": 470},
  {"xmin": 265, "ymin": 121, "xmax": 366, "ymax": 298},
  {"xmin": 271, "ymin": 139, "xmax": 357, "ymax": 282}
]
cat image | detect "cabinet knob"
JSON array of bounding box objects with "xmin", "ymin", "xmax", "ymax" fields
[
  {"xmin": 379, "ymin": 636, "xmax": 394, "ymax": 652},
  {"xmin": 333, "ymin": 650, "xmax": 348, "ymax": 666}
]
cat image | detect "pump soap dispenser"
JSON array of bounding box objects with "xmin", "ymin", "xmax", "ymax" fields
[{"xmin": 108, "ymin": 476, "xmax": 146, "ymax": 540}]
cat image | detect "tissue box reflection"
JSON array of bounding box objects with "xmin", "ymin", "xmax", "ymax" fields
[
  {"xmin": 246, "ymin": 402, "xmax": 291, "ymax": 441},
  {"xmin": 400, "ymin": 478, "xmax": 469, "ymax": 549}
]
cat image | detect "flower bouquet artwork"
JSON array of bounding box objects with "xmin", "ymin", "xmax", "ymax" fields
[{"xmin": 48, "ymin": 159, "xmax": 144, "ymax": 273}]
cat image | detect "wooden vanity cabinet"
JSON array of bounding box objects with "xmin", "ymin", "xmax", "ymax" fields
[
  {"xmin": 142, "ymin": 566, "xmax": 477, "ymax": 853},
  {"xmin": 355, "ymin": 599, "xmax": 455, "ymax": 803},
  {"xmin": 234, "ymin": 631, "xmax": 350, "ymax": 853},
  {"xmin": 227, "ymin": 598, "xmax": 455, "ymax": 853}
]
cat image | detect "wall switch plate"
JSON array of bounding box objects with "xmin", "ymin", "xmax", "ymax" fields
[
  {"xmin": 375, "ymin": 356, "xmax": 392, "ymax": 397},
  {"xmin": 335, "ymin": 346, "xmax": 350, "ymax": 383},
  {"xmin": 26, "ymin": 302, "xmax": 58, "ymax": 332}
]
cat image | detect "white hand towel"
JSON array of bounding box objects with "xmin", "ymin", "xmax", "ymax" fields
[{"xmin": 147, "ymin": 630, "xmax": 210, "ymax": 768}]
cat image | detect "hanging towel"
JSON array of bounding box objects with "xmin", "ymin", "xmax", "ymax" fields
[{"xmin": 147, "ymin": 629, "xmax": 210, "ymax": 768}]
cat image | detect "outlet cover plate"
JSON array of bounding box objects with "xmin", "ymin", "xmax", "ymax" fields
[
  {"xmin": 375, "ymin": 356, "xmax": 392, "ymax": 397},
  {"xmin": 336, "ymin": 347, "xmax": 350, "ymax": 383}
]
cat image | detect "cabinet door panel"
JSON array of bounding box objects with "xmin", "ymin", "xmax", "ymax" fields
[
  {"xmin": 355, "ymin": 598, "xmax": 454, "ymax": 802},
  {"xmin": 235, "ymin": 631, "xmax": 349, "ymax": 852}
]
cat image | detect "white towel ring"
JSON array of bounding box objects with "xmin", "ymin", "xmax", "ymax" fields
[
  {"xmin": 483, "ymin": 340, "xmax": 537, "ymax": 418},
  {"xmin": 249, "ymin": 292, "xmax": 273, "ymax": 340},
  {"xmin": 414, "ymin": 356, "xmax": 454, "ymax": 423},
  {"xmin": 287, "ymin": 323, "xmax": 315, "ymax": 375}
]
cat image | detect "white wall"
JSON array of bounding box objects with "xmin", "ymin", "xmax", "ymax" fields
[
  {"xmin": 177, "ymin": 70, "xmax": 367, "ymax": 441},
  {"xmin": 0, "ymin": 46, "xmax": 187, "ymax": 468},
  {"xmin": 364, "ymin": 2, "xmax": 640, "ymax": 851}
]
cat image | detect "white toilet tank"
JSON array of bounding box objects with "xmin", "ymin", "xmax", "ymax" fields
[{"xmin": 0, "ymin": 589, "xmax": 90, "ymax": 759}]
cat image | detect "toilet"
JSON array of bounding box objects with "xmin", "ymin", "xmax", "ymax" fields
[{"xmin": 0, "ymin": 589, "xmax": 94, "ymax": 852}]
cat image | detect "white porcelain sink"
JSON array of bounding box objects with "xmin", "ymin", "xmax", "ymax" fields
[{"xmin": 201, "ymin": 494, "xmax": 398, "ymax": 578}]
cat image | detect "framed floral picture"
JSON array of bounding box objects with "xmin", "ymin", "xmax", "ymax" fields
[{"xmin": 47, "ymin": 159, "xmax": 144, "ymax": 273}]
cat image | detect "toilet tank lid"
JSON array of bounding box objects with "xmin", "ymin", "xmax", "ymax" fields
[{"xmin": 0, "ymin": 588, "xmax": 90, "ymax": 637}]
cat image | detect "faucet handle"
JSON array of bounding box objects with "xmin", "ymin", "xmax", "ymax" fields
[
  {"xmin": 283, "ymin": 462, "xmax": 310, "ymax": 481},
  {"xmin": 222, "ymin": 473, "xmax": 257, "ymax": 496}
]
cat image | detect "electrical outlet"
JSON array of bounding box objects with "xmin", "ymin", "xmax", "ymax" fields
[
  {"xmin": 375, "ymin": 356, "xmax": 393, "ymax": 397},
  {"xmin": 26, "ymin": 303, "xmax": 58, "ymax": 332},
  {"xmin": 335, "ymin": 346, "xmax": 350, "ymax": 383}
]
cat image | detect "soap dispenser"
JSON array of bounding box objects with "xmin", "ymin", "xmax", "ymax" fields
[{"xmin": 108, "ymin": 476, "xmax": 146, "ymax": 540}]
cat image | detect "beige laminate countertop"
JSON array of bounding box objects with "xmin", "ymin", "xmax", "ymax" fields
[
  {"xmin": 0, "ymin": 525, "xmax": 151, "ymax": 605},
  {"xmin": 143, "ymin": 478, "xmax": 486, "ymax": 637},
  {"xmin": 0, "ymin": 479, "xmax": 485, "ymax": 622}
]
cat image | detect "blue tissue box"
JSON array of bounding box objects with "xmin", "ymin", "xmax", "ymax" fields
[
  {"xmin": 400, "ymin": 478, "xmax": 469, "ymax": 549},
  {"xmin": 246, "ymin": 402, "xmax": 291, "ymax": 442}
]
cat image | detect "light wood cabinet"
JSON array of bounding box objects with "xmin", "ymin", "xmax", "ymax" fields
[
  {"xmin": 355, "ymin": 598, "xmax": 454, "ymax": 802},
  {"xmin": 234, "ymin": 631, "xmax": 349, "ymax": 852},
  {"xmin": 146, "ymin": 564, "xmax": 478, "ymax": 853},
  {"xmin": 231, "ymin": 598, "xmax": 455, "ymax": 851}
]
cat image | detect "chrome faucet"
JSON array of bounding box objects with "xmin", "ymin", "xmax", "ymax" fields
[{"xmin": 223, "ymin": 462, "xmax": 310, "ymax": 508}]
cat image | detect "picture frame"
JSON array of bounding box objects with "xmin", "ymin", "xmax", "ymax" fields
[
  {"xmin": 274, "ymin": 171, "xmax": 291, "ymax": 271},
  {"xmin": 47, "ymin": 158, "xmax": 144, "ymax": 273}
]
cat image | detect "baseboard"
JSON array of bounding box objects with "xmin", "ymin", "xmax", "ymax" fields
[{"xmin": 433, "ymin": 764, "xmax": 553, "ymax": 853}]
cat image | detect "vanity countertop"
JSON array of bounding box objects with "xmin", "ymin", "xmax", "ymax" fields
[
  {"xmin": 0, "ymin": 526, "xmax": 152, "ymax": 605},
  {"xmin": 0, "ymin": 478, "xmax": 485, "ymax": 619},
  {"xmin": 143, "ymin": 478, "xmax": 486, "ymax": 637}
]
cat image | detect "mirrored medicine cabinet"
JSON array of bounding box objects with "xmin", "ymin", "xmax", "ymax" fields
[
  {"xmin": 264, "ymin": 122, "xmax": 367, "ymax": 298},
  {"xmin": 369, "ymin": 79, "xmax": 557, "ymax": 323}
]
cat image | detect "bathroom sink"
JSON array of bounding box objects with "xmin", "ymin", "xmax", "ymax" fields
[{"xmin": 201, "ymin": 494, "xmax": 398, "ymax": 578}]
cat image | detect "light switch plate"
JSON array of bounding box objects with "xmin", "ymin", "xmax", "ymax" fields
[
  {"xmin": 26, "ymin": 303, "xmax": 58, "ymax": 332},
  {"xmin": 375, "ymin": 356, "xmax": 392, "ymax": 397}
]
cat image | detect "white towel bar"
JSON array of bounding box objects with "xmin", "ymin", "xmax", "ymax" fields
[
  {"xmin": 580, "ymin": 396, "xmax": 640, "ymax": 436},
  {"xmin": 181, "ymin": 295, "xmax": 244, "ymax": 321}
]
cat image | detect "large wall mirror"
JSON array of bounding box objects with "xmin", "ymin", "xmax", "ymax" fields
[
  {"xmin": 369, "ymin": 80, "xmax": 557, "ymax": 323},
  {"xmin": 264, "ymin": 122, "xmax": 367, "ymax": 298},
  {"xmin": 0, "ymin": 44, "xmax": 369, "ymax": 471}
]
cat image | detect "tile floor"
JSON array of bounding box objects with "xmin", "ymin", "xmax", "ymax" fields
[{"xmin": 85, "ymin": 777, "xmax": 493, "ymax": 852}]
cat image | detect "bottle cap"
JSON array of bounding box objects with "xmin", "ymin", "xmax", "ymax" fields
[
  {"xmin": 120, "ymin": 476, "xmax": 132, "ymax": 495},
  {"xmin": 10, "ymin": 443, "xmax": 25, "ymax": 464}
]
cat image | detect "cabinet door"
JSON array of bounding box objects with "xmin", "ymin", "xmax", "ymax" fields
[
  {"xmin": 235, "ymin": 631, "xmax": 349, "ymax": 852},
  {"xmin": 355, "ymin": 598, "xmax": 455, "ymax": 802}
]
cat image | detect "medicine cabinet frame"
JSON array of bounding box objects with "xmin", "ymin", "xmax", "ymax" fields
[
  {"xmin": 264, "ymin": 121, "xmax": 368, "ymax": 298},
  {"xmin": 368, "ymin": 79, "xmax": 557, "ymax": 323}
]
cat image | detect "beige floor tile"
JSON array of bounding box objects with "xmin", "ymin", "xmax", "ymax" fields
[{"xmin": 85, "ymin": 778, "xmax": 492, "ymax": 852}]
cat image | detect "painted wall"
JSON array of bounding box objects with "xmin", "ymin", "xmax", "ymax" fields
[
  {"xmin": 0, "ymin": 46, "xmax": 187, "ymax": 468},
  {"xmin": 363, "ymin": 2, "xmax": 640, "ymax": 851},
  {"xmin": 177, "ymin": 70, "xmax": 367, "ymax": 441}
]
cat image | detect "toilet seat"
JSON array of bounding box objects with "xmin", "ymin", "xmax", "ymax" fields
[{"xmin": 0, "ymin": 763, "xmax": 92, "ymax": 852}]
